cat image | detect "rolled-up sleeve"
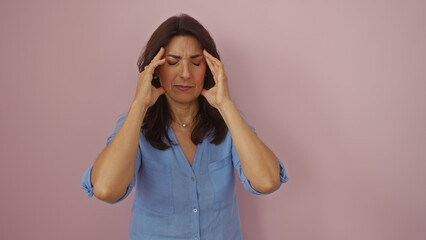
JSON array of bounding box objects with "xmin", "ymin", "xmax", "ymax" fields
[
  {"xmin": 81, "ymin": 164, "xmax": 95, "ymax": 198},
  {"xmin": 80, "ymin": 114, "xmax": 141, "ymax": 204},
  {"xmin": 231, "ymin": 116, "xmax": 289, "ymax": 195}
]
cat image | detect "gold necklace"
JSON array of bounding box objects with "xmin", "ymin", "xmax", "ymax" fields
[{"xmin": 171, "ymin": 115, "xmax": 197, "ymax": 128}]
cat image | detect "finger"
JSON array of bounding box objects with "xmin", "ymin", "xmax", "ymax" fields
[
  {"xmin": 203, "ymin": 50, "xmax": 222, "ymax": 68},
  {"xmin": 152, "ymin": 47, "xmax": 165, "ymax": 61},
  {"xmin": 203, "ymin": 49, "xmax": 216, "ymax": 60},
  {"xmin": 144, "ymin": 47, "xmax": 165, "ymax": 72},
  {"xmin": 204, "ymin": 55, "xmax": 216, "ymax": 74},
  {"xmin": 203, "ymin": 50, "xmax": 223, "ymax": 74},
  {"xmin": 205, "ymin": 58, "xmax": 218, "ymax": 83},
  {"xmin": 203, "ymin": 49, "xmax": 217, "ymax": 68},
  {"xmin": 155, "ymin": 86, "xmax": 165, "ymax": 96},
  {"xmin": 145, "ymin": 58, "xmax": 165, "ymax": 74},
  {"xmin": 203, "ymin": 51, "xmax": 217, "ymax": 77},
  {"xmin": 151, "ymin": 58, "xmax": 166, "ymax": 68}
]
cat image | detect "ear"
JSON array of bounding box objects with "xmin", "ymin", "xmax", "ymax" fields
[
  {"xmin": 153, "ymin": 68, "xmax": 160, "ymax": 80},
  {"xmin": 157, "ymin": 75, "xmax": 162, "ymax": 86}
]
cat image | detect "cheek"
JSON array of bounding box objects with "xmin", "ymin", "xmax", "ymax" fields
[
  {"xmin": 158, "ymin": 67, "xmax": 175, "ymax": 85},
  {"xmin": 194, "ymin": 67, "xmax": 207, "ymax": 85}
]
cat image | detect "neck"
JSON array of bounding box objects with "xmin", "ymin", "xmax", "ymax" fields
[{"xmin": 167, "ymin": 99, "xmax": 199, "ymax": 125}]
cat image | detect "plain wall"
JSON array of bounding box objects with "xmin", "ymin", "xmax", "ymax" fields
[{"xmin": 1, "ymin": 0, "xmax": 425, "ymax": 239}]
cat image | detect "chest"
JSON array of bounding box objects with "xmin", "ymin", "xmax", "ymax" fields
[{"xmin": 173, "ymin": 128, "xmax": 197, "ymax": 167}]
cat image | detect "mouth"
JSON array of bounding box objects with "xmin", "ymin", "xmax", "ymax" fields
[{"xmin": 174, "ymin": 85, "xmax": 193, "ymax": 91}]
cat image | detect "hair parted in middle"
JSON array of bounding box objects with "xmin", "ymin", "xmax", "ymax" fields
[{"xmin": 137, "ymin": 13, "xmax": 228, "ymax": 150}]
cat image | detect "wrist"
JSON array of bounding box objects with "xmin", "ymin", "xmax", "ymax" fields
[
  {"xmin": 130, "ymin": 100, "xmax": 149, "ymax": 116},
  {"xmin": 217, "ymin": 100, "xmax": 236, "ymax": 115}
]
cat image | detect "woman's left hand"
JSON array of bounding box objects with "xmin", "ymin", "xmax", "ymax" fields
[{"xmin": 201, "ymin": 50, "xmax": 233, "ymax": 109}]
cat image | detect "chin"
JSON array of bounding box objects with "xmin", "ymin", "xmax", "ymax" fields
[{"xmin": 166, "ymin": 94, "xmax": 200, "ymax": 105}]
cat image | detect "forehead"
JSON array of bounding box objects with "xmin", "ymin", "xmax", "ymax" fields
[{"xmin": 165, "ymin": 35, "xmax": 203, "ymax": 56}]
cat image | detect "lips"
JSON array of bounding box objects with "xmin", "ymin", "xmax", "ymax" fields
[{"xmin": 175, "ymin": 85, "xmax": 193, "ymax": 91}]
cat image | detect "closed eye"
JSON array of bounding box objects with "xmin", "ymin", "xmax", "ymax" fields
[
  {"xmin": 167, "ymin": 61, "xmax": 178, "ymax": 66},
  {"xmin": 192, "ymin": 62, "xmax": 201, "ymax": 66}
]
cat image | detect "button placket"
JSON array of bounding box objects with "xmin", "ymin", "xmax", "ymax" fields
[{"xmin": 189, "ymin": 173, "xmax": 200, "ymax": 239}]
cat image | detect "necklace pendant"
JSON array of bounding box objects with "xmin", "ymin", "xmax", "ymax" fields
[{"xmin": 182, "ymin": 124, "xmax": 187, "ymax": 128}]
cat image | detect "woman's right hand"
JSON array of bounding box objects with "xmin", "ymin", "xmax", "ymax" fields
[
  {"xmin": 92, "ymin": 49, "xmax": 166, "ymax": 202},
  {"xmin": 133, "ymin": 47, "xmax": 166, "ymax": 107}
]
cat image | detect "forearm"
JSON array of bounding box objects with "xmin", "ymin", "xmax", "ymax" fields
[
  {"xmin": 91, "ymin": 100, "xmax": 148, "ymax": 202},
  {"xmin": 218, "ymin": 101, "xmax": 281, "ymax": 193}
]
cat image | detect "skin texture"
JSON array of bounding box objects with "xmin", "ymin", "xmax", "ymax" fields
[
  {"xmin": 158, "ymin": 35, "xmax": 207, "ymax": 106},
  {"xmin": 91, "ymin": 35, "xmax": 281, "ymax": 203},
  {"xmin": 158, "ymin": 35, "xmax": 206, "ymax": 165},
  {"xmin": 201, "ymin": 48, "xmax": 281, "ymax": 194}
]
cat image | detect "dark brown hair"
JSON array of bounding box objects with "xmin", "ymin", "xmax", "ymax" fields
[{"xmin": 137, "ymin": 14, "xmax": 228, "ymax": 150}]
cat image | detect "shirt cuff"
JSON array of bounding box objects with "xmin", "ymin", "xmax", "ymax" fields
[{"xmin": 81, "ymin": 165, "xmax": 94, "ymax": 198}]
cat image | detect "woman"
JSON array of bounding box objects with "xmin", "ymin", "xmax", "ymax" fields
[{"xmin": 81, "ymin": 14, "xmax": 288, "ymax": 240}]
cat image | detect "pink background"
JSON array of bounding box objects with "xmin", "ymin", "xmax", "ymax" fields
[{"xmin": 1, "ymin": 0, "xmax": 425, "ymax": 239}]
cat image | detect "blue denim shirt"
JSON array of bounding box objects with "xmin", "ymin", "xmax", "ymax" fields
[{"xmin": 81, "ymin": 114, "xmax": 288, "ymax": 240}]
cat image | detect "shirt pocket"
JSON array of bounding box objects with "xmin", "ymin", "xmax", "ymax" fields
[
  {"xmin": 139, "ymin": 161, "xmax": 174, "ymax": 215},
  {"xmin": 208, "ymin": 155, "xmax": 235, "ymax": 210}
]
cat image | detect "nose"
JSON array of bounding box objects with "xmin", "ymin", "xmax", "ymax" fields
[{"xmin": 180, "ymin": 61, "xmax": 191, "ymax": 80}]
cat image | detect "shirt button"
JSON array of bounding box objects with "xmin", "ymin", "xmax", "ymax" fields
[
  {"xmin": 191, "ymin": 177, "xmax": 195, "ymax": 182},
  {"xmin": 193, "ymin": 208, "xmax": 198, "ymax": 213}
]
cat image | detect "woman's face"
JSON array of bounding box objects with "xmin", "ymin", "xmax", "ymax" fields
[{"xmin": 157, "ymin": 35, "xmax": 206, "ymax": 105}]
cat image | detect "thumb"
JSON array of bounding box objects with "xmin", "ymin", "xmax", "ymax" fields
[
  {"xmin": 201, "ymin": 89, "xmax": 208, "ymax": 97},
  {"xmin": 156, "ymin": 86, "xmax": 165, "ymax": 96}
]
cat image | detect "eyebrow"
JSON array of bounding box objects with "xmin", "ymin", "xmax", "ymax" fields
[{"xmin": 166, "ymin": 54, "xmax": 203, "ymax": 59}]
